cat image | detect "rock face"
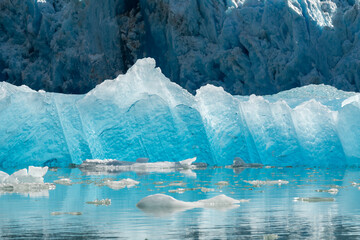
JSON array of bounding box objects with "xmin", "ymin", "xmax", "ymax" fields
[{"xmin": 0, "ymin": 0, "xmax": 359, "ymax": 95}]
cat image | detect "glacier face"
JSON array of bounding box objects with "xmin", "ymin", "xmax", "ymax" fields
[
  {"xmin": 0, "ymin": 0, "xmax": 359, "ymax": 95},
  {"xmin": 0, "ymin": 58, "xmax": 359, "ymax": 169}
]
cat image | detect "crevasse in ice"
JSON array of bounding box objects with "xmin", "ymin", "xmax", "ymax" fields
[{"xmin": 0, "ymin": 58, "xmax": 359, "ymax": 168}]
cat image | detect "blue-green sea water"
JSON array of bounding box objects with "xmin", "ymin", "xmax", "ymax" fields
[{"xmin": 1, "ymin": 167, "xmax": 360, "ymax": 239}]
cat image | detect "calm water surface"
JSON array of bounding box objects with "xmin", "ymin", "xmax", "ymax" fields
[{"xmin": 1, "ymin": 167, "xmax": 360, "ymax": 239}]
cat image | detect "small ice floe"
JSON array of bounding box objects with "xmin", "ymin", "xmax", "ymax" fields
[
  {"xmin": 351, "ymin": 182, "xmax": 360, "ymax": 186},
  {"xmin": 315, "ymin": 188, "xmax": 339, "ymax": 195},
  {"xmin": 168, "ymin": 187, "xmax": 202, "ymax": 194},
  {"xmin": 200, "ymin": 187, "xmax": 214, "ymax": 193},
  {"xmin": 51, "ymin": 212, "xmax": 82, "ymax": 216},
  {"xmin": 168, "ymin": 181, "xmax": 186, "ymax": 187},
  {"xmin": 294, "ymin": 197, "xmax": 335, "ymax": 202},
  {"xmin": 104, "ymin": 178, "xmax": 139, "ymax": 190},
  {"xmin": 0, "ymin": 166, "xmax": 55, "ymax": 197},
  {"xmin": 168, "ymin": 188, "xmax": 186, "ymax": 194},
  {"xmin": 215, "ymin": 181, "xmax": 229, "ymax": 186},
  {"xmin": 228, "ymin": 157, "xmax": 263, "ymax": 168},
  {"xmin": 244, "ymin": 180, "xmax": 289, "ymax": 186},
  {"xmin": 263, "ymin": 234, "xmax": 279, "ymax": 240},
  {"xmin": 136, "ymin": 194, "xmax": 248, "ymax": 216},
  {"xmin": 78, "ymin": 157, "xmax": 201, "ymax": 176},
  {"xmin": 54, "ymin": 178, "xmax": 73, "ymax": 185},
  {"xmin": 86, "ymin": 198, "xmax": 111, "ymax": 206}
]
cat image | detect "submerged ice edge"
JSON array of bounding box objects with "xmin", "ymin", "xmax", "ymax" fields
[{"xmin": 0, "ymin": 58, "xmax": 360, "ymax": 168}]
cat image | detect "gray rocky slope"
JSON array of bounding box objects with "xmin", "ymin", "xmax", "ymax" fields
[{"xmin": 0, "ymin": 0, "xmax": 359, "ymax": 94}]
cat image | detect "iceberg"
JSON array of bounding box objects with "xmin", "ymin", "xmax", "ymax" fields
[
  {"xmin": 0, "ymin": 58, "xmax": 359, "ymax": 168},
  {"xmin": 0, "ymin": 166, "xmax": 55, "ymax": 197}
]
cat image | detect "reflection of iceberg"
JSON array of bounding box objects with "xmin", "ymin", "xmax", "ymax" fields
[
  {"xmin": 136, "ymin": 194, "xmax": 245, "ymax": 216},
  {"xmin": 79, "ymin": 157, "xmax": 198, "ymax": 176},
  {"xmin": 0, "ymin": 166, "xmax": 55, "ymax": 197}
]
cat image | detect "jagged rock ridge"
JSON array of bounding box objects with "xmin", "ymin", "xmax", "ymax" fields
[{"xmin": 0, "ymin": 0, "xmax": 359, "ymax": 95}]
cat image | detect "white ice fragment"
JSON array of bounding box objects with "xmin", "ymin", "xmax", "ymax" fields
[
  {"xmin": 215, "ymin": 181, "xmax": 229, "ymax": 186},
  {"xmin": 79, "ymin": 157, "xmax": 198, "ymax": 175},
  {"xmin": 136, "ymin": 193, "xmax": 245, "ymax": 215},
  {"xmin": 294, "ymin": 197, "xmax": 335, "ymax": 202},
  {"xmin": 168, "ymin": 181, "xmax": 186, "ymax": 187},
  {"xmin": 342, "ymin": 95, "xmax": 360, "ymax": 108},
  {"xmin": 200, "ymin": 187, "xmax": 214, "ymax": 193},
  {"xmin": 104, "ymin": 178, "xmax": 139, "ymax": 190},
  {"xmin": 28, "ymin": 166, "xmax": 48, "ymax": 178},
  {"xmin": 86, "ymin": 198, "xmax": 111, "ymax": 206},
  {"xmin": 263, "ymin": 234, "xmax": 279, "ymax": 240},
  {"xmin": 137, "ymin": 194, "xmax": 192, "ymax": 210},
  {"xmin": 0, "ymin": 166, "xmax": 54, "ymax": 197},
  {"xmin": 168, "ymin": 188, "xmax": 186, "ymax": 194},
  {"xmin": 315, "ymin": 188, "xmax": 338, "ymax": 195},
  {"xmin": 244, "ymin": 180, "xmax": 289, "ymax": 186},
  {"xmin": 196, "ymin": 194, "xmax": 240, "ymax": 207},
  {"xmin": 51, "ymin": 212, "xmax": 82, "ymax": 216},
  {"xmin": 54, "ymin": 178, "xmax": 72, "ymax": 185},
  {"xmin": 351, "ymin": 182, "xmax": 360, "ymax": 186}
]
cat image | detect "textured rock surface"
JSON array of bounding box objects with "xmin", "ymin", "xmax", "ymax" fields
[{"xmin": 0, "ymin": 0, "xmax": 359, "ymax": 94}]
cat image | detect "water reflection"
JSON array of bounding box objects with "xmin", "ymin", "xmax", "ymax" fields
[{"xmin": 0, "ymin": 167, "xmax": 360, "ymax": 239}]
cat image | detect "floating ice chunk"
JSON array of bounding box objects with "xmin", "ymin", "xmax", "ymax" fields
[
  {"xmin": 86, "ymin": 198, "xmax": 111, "ymax": 206},
  {"xmin": 168, "ymin": 181, "xmax": 186, "ymax": 187},
  {"xmin": 263, "ymin": 234, "xmax": 279, "ymax": 240},
  {"xmin": 54, "ymin": 178, "xmax": 73, "ymax": 185},
  {"xmin": 168, "ymin": 188, "xmax": 186, "ymax": 194},
  {"xmin": 294, "ymin": 197, "xmax": 335, "ymax": 202},
  {"xmin": 136, "ymin": 193, "xmax": 245, "ymax": 216},
  {"xmin": 0, "ymin": 167, "xmax": 49, "ymax": 184},
  {"xmin": 196, "ymin": 194, "xmax": 241, "ymax": 207},
  {"xmin": 28, "ymin": 166, "xmax": 49, "ymax": 178},
  {"xmin": 137, "ymin": 194, "xmax": 192, "ymax": 210},
  {"xmin": 315, "ymin": 188, "xmax": 339, "ymax": 195},
  {"xmin": 51, "ymin": 212, "xmax": 82, "ymax": 216},
  {"xmin": 79, "ymin": 157, "xmax": 198, "ymax": 175},
  {"xmin": 104, "ymin": 178, "xmax": 139, "ymax": 190},
  {"xmin": 200, "ymin": 187, "xmax": 215, "ymax": 193},
  {"xmin": 244, "ymin": 180, "xmax": 289, "ymax": 186},
  {"xmin": 0, "ymin": 166, "xmax": 54, "ymax": 197},
  {"xmin": 215, "ymin": 181, "xmax": 229, "ymax": 186}
]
